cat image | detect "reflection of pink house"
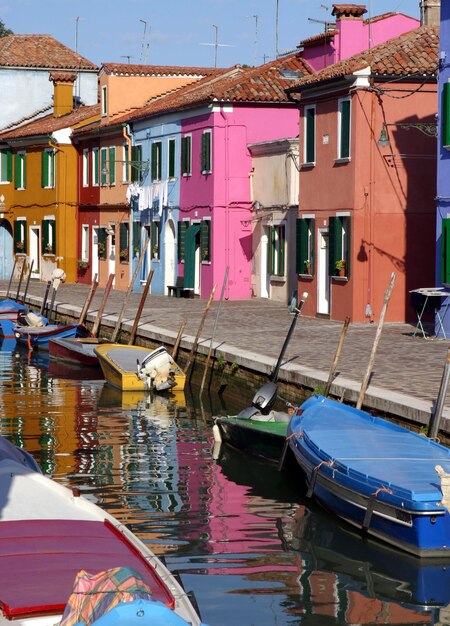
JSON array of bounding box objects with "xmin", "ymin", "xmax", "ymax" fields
[{"xmin": 288, "ymin": 23, "xmax": 438, "ymax": 322}]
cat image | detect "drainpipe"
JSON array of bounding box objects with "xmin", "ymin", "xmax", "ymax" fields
[{"xmin": 220, "ymin": 108, "xmax": 230, "ymax": 299}]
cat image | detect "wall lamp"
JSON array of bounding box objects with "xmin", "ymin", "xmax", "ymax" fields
[{"xmin": 378, "ymin": 121, "xmax": 438, "ymax": 147}]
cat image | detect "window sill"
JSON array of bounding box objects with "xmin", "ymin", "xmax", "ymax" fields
[
  {"xmin": 270, "ymin": 275, "xmax": 286, "ymax": 283},
  {"xmin": 43, "ymin": 253, "xmax": 55, "ymax": 258},
  {"xmin": 201, "ymin": 260, "xmax": 211, "ymax": 265},
  {"xmin": 201, "ymin": 170, "xmax": 212, "ymax": 175},
  {"xmin": 15, "ymin": 252, "xmax": 26, "ymax": 256},
  {"xmin": 332, "ymin": 276, "xmax": 348, "ymax": 282},
  {"xmin": 299, "ymin": 273, "xmax": 314, "ymax": 279},
  {"xmin": 182, "ymin": 173, "xmax": 192, "ymax": 177},
  {"xmin": 334, "ymin": 157, "xmax": 351, "ymax": 165},
  {"xmin": 301, "ymin": 162, "xmax": 315, "ymax": 169}
]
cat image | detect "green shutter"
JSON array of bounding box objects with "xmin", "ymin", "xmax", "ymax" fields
[
  {"xmin": 1, "ymin": 149, "xmax": 12, "ymax": 182},
  {"xmin": 177, "ymin": 221, "xmax": 187, "ymax": 262},
  {"xmin": 296, "ymin": 218, "xmax": 309, "ymax": 274},
  {"xmin": 345, "ymin": 216, "xmax": 351, "ymax": 278},
  {"xmin": 181, "ymin": 137, "xmax": 187, "ymax": 175},
  {"xmin": 442, "ymin": 219, "xmax": 450, "ymax": 284},
  {"xmin": 101, "ymin": 149, "xmax": 107, "ymax": 185},
  {"xmin": 305, "ymin": 108, "xmax": 315, "ymax": 163},
  {"xmin": 329, "ymin": 217, "xmax": 343, "ymax": 275},
  {"xmin": 151, "ymin": 143, "xmax": 158, "ymax": 180},
  {"xmin": 93, "ymin": 148, "xmax": 99, "ymax": 185},
  {"xmin": 109, "ymin": 147, "xmax": 115, "ymax": 184},
  {"xmin": 201, "ymin": 220, "xmax": 211, "ymax": 262},
  {"xmin": 443, "ymin": 83, "xmax": 450, "ymax": 148},
  {"xmin": 13, "ymin": 220, "xmax": 21, "ymax": 248},
  {"xmin": 267, "ymin": 226, "xmax": 274, "ymax": 274},
  {"xmin": 133, "ymin": 221, "xmax": 141, "ymax": 256},
  {"xmin": 340, "ymin": 100, "xmax": 350, "ymax": 159},
  {"xmin": 201, "ymin": 132, "xmax": 211, "ymax": 172},
  {"xmin": 185, "ymin": 136, "xmax": 191, "ymax": 174},
  {"xmin": 42, "ymin": 219, "xmax": 49, "ymax": 253},
  {"xmin": 41, "ymin": 151, "xmax": 48, "ymax": 188},
  {"xmin": 131, "ymin": 145, "xmax": 140, "ymax": 182},
  {"xmin": 279, "ymin": 225, "xmax": 285, "ymax": 276},
  {"xmin": 14, "ymin": 153, "xmax": 22, "ymax": 188},
  {"xmin": 168, "ymin": 139, "xmax": 175, "ymax": 178}
]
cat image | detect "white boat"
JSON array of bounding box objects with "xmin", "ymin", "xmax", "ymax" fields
[{"xmin": 0, "ymin": 436, "xmax": 207, "ymax": 626}]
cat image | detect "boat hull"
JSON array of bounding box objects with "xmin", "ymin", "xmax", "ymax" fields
[
  {"xmin": 49, "ymin": 337, "xmax": 102, "ymax": 366},
  {"xmin": 95, "ymin": 344, "xmax": 186, "ymax": 392},
  {"xmin": 214, "ymin": 416, "xmax": 288, "ymax": 462},
  {"xmin": 288, "ymin": 395, "xmax": 450, "ymax": 557},
  {"xmin": 14, "ymin": 324, "xmax": 88, "ymax": 350}
]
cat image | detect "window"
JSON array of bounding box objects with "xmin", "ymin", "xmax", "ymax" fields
[
  {"xmin": 14, "ymin": 151, "xmax": 26, "ymax": 189},
  {"xmin": 338, "ymin": 98, "xmax": 351, "ymax": 160},
  {"xmin": 13, "ymin": 219, "xmax": 27, "ymax": 253},
  {"xmin": 100, "ymin": 147, "xmax": 115, "ymax": 185},
  {"xmin": 268, "ymin": 223, "xmax": 285, "ymax": 277},
  {"xmin": 329, "ymin": 215, "xmax": 351, "ymax": 278},
  {"xmin": 119, "ymin": 222, "xmax": 129, "ymax": 263},
  {"xmin": 304, "ymin": 106, "xmax": 316, "ymax": 165},
  {"xmin": 132, "ymin": 221, "xmax": 141, "ymax": 258},
  {"xmin": 42, "ymin": 217, "xmax": 56, "ymax": 255},
  {"xmin": 201, "ymin": 219, "xmax": 211, "ymax": 262},
  {"xmin": 122, "ymin": 143, "xmax": 129, "ymax": 182},
  {"xmin": 296, "ymin": 217, "xmax": 315, "ymax": 275},
  {"xmin": 81, "ymin": 225, "xmax": 89, "ymax": 261},
  {"xmin": 42, "ymin": 149, "xmax": 55, "ymax": 189},
  {"xmin": 101, "ymin": 85, "xmax": 107, "ymax": 116},
  {"xmin": 82, "ymin": 149, "xmax": 89, "ymax": 187},
  {"xmin": 441, "ymin": 218, "xmax": 450, "ymax": 283},
  {"xmin": 108, "ymin": 147, "xmax": 116, "ymax": 185},
  {"xmin": 168, "ymin": 138, "xmax": 176, "ymax": 179},
  {"xmin": 177, "ymin": 220, "xmax": 189, "ymax": 262},
  {"xmin": 151, "ymin": 221, "xmax": 160, "ymax": 259},
  {"xmin": 131, "ymin": 144, "xmax": 142, "ymax": 183},
  {"xmin": 100, "ymin": 148, "xmax": 108, "ymax": 186},
  {"xmin": 97, "ymin": 226, "xmax": 107, "ymax": 258},
  {"xmin": 151, "ymin": 141, "xmax": 162, "ymax": 181},
  {"xmin": 201, "ymin": 130, "xmax": 212, "ymax": 173},
  {"xmin": 181, "ymin": 135, "xmax": 191, "ymax": 176},
  {"xmin": 0, "ymin": 148, "xmax": 12, "ymax": 183},
  {"xmin": 92, "ymin": 148, "xmax": 99, "ymax": 186}
]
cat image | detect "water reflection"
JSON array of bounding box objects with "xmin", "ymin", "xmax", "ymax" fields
[{"xmin": 0, "ymin": 338, "xmax": 449, "ymax": 625}]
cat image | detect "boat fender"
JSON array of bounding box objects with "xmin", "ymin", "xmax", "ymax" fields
[
  {"xmin": 212, "ymin": 423, "xmax": 222, "ymax": 443},
  {"xmin": 436, "ymin": 465, "xmax": 450, "ymax": 511},
  {"xmin": 87, "ymin": 599, "xmax": 195, "ymax": 625}
]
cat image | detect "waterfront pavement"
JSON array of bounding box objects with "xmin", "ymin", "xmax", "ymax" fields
[{"xmin": 2, "ymin": 279, "xmax": 450, "ymax": 430}]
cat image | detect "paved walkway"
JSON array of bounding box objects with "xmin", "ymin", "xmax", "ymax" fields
[{"xmin": 2, "ymin": 280, "xmax": 450, "ymax": 430}]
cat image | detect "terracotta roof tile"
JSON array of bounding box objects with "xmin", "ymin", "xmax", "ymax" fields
[
  {"xmin": 0, "ymin": 104, "xmax": 101, "ymax": 140},
  {"xmin": 101, "ymin": 62, "xmax": 222, "ymax": 77},
  {"xmin": 49, "ymin": 71, "xmax": 77, "ymax": 83},
  {"xmin": 300, "ymin": 30, "xmax": 337, "ymax": 47},
  {"xmin": 0, "ymin": 34, "xmax": 97, "ymax": 70},
  {"xmin": 288, "ymin": 25, "xmax": 438, "ymax": 91},
  {"xmin": 332, "ymin": 4, "xmax": 367, "ymax": 18}
]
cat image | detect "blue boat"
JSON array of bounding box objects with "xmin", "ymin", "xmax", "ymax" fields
[
  {"xmin": 13, "ymin": 322, "xmax": 89, "ymax": 350},
  {"xmin": 287, "ymin": 394, "xmax": 450, "ymax": 557}
]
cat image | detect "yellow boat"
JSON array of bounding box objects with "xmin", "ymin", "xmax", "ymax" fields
[{"xmin": 94, "ymin": 344, "xmax": 186, "ymax": 392}]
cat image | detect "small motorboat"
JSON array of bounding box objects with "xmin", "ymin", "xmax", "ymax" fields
[
  {"xmin": 94, "ymin": 344, "xmax": 186, "ymax": 392},
  {"xmin": 0, "ymin": 298, "xmax": 27, "ymax": 321},
  {"xmin": 0, "ymin": 434, "xmax": 208, "ymax": 626},
  {"xmin": 48, "ymin": 336, "xmax": 107, "ymax": 367},
  {"xmin": 286, "ymin": 394, "xmax": 450, "ymax": 558},
  {"xmin": 14, "ymin": 322, "xmax": 89, "ymax": 350}
]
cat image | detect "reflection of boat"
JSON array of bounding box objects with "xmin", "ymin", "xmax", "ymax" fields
[
  {"xmin": 14, "ymin": 323, "xmax": 89, "ymax": 350},
  {"xmin": 0, "ymin": 434, "xmax": 207, "ymax": 626},
  {"xmin": 95, "ymin": 344, "xmax": 186, "ymax": 392},
  {"xmin": 290, "ymin": 501, "xmax": 450, "ymax": 611},
  {"xmin": 49, "ymin": 337, "xmax": 107, "ymax": 367},
  {"xmin": 98, "ymin": 384, "xmax": 187, "ymax": 410},
  {"xmin": 288, "ymin": 394, "xmax": 450, "ymax": 557}
]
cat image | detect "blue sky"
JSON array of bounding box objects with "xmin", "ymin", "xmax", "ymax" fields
[{"xmin": 0, "ymin": 0, "xmax": 421, "ymax": 68}]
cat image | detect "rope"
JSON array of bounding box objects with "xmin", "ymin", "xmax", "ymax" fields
[{"xmin": 372, "ymin": 485, "xmax": 393, "ymax": 497}]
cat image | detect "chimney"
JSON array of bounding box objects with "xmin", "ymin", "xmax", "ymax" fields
[
  {"xmin": 420, "ymin": 0, "xmax": 440, "ymax": 26},
  {"xmin": 332, "ymin": 4, "xmax": 368, "ymax": 62},
  {"xmin": 49, "ymin": 71, "xmax": 77, "ymax": 117}
]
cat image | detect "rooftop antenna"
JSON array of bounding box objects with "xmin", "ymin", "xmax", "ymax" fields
[
  {"xmin": 121, "ymin": 55, "xmax": 133, "ymax": 63},
  {"xmin": 307, "ymin": 17, "xmax": 335, "ymax": 31},
  {"xmin": 73, "ymin": 16, "xmax": 85, "ymax": 98},
  {"xmin": 200, "ymin": 25, "xmax": 234, "ymax": 68},
  {"xmin": 276, "ymin": 0, "xmax": 279, "ymax": 57},
  {"xmin": 139, "ymin": 19, "xmax": 148, "ymax": 63},
  {"xmin": 246, "ymin": 14, "xmax": 259, "ymax": 66}
]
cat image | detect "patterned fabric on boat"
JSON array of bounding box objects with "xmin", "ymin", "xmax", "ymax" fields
[{"xmin": 60, "ymin": 566, "xmax": 153, "ymax": 626}]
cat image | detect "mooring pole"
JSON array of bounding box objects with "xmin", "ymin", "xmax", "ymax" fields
[
  {"xmin": 128, "ymin": 269, "xmax": 154, "ymax": 345},
  {"xmin": 428, "ymin": 348, "xmax": 450, "ymax": 440},
  {"xmin": 78, "ymin": 274, "xmax": 98, "ymax": 326},
  {"xmin": 324, "ymin": 316, "xmax": 350, "ymax": 398},
  {"xmin": 184, "ymin": 284, "xmax": 217, "ymax": 376},
  {"xmin": 21, "ymin": 259, "xmax": 34, "ymax": 306},
  {"xmin": 15, "ymin": 258, "xmax": 26, "ymax": 301},
  {"xmin": 91, "ymin": 273, "xmax": 115, "ymax": 338},
  {"xmin": 5, "ymin": 259, "xmax": 17, "ymax": 299}
]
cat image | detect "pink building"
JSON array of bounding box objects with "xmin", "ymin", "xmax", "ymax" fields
[{"xmin": 289, "ymin": 25, "xmax": 438, "ymax": 322}]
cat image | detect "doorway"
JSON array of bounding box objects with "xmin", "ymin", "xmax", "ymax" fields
[
  {"xmin": 29, "ymin": 226, "xmax": 40, "ymax": 278},
  {"xmin": 260, "ymin": 231, "xmax": 269, "ymax": 298},
  {"xmin": 0, "ymin": 220, "xmax": 13, "ymax": 280},
  {"xmin": 317, "ymin": 229, "xmax": 330, "ymax": 315},
  {"xmin": 164, "ymin": 219, "xmax": 176, "ymax": 295}
]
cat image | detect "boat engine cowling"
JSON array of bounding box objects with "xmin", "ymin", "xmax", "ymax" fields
[
  {"xmin": 137, "ymin": 347, "xmax": 178, "ymax": 391},
  {"xmin": 238, "ymin": 381, "xmax": 278, "ymax": 419}
]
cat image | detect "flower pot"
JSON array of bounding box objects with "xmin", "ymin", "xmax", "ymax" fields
[{"xmin": 338, "ymin": 268, "xmax": 345, "ymax": 277}]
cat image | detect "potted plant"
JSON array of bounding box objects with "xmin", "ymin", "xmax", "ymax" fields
[
  {"xmin": 16, "ymin": 240, "xmax": 25, "ymax": 253},
  {"xmin": 120, "ymin": 248, "xmax": 129, "ymax": 262},
  {"xmin": 45, "ymin": 242, "xmax": 54, "ymax": 254},
  {"xmin": 335, "ymin": 259, "xmax": 346, "ymax": 277},
  {"xmin": 304, "ymin": 259, "xmax": 311, "ymax": 275},
  {"xmin": 77, "ymin": 259, "xmax": 88, "ymax": 270},
  {"xmin": 97, "ymin": 242, "xmax": 106, "ymax": 257},
  {"xmin": 152, "ymin": 244, "xmax": 159, "ymax": 259}
]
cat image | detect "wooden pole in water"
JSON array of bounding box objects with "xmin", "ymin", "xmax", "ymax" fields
[
  {"xmin": 428, "ymin": 348, "xmax": 450, "ymax": 439},
  {"xmin": 40, "ymin": 280, "xmax": 52, "ymax": 315},
  {"xmin": 128, "ymin": 269, "xmax": 154, "ymax": 345},
  {"xmin": 78, "ymin": 274, "xmax": 98, "ymax": 325},
  {"xmin": 5, "ymin": 258, "xmax": 17, "ymax": 299},
  {"xmin": 15, "ymin": 257, "xmax": 26, "ymax": 301},
  {"xmin": 184, "ymin": 284, "xmax": 217, "ymax": 375},
  {"xmin": 91, "ymin": 273, "xmax": 114, "ymax": 338},
  {"xmin": 324, "ymin": 316, "xmax": 350, "ymax": 398},
  {"xmin": 172, "ymin": 320, "xmax": 186, "ymax": 361},
  {"xmin": 21, "ymin": 259, "xmax": 34, "ymax": 305},
  {"xmin": 111, "ymin": 240, "xmax": 150, "ymax": 343},
  {"xmin": 356, "ymin": 272, "xmax": 396, "ymax": 410},
  {"xmin": 199, "ymin": 267, "xmax": 229, "ymax": 396}
]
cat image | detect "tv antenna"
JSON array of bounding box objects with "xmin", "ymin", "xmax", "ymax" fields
[
  {"xmin": 121, "ymin": 55, "xmax": 133, "ymax": 63},
  {"xmin": 139, "ymin": 19, "xmax": 150, "ymax": 63},
  {"xmin": 245, "ymin": 14, "xmax": 259, "ymax": 66},
  {"xmin": 73, "ymin": 16, "xmax": 85, "ymax": 54},
  {"xmin": 200, "ymin": 25, "xmax": 234, "ymax": 68},
  {"xmin": 307, "ymin": 17, "xmax": 335, "ymax": 31}
]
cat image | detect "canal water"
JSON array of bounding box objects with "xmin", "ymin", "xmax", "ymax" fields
[{"xmin": 0, "ymin": 340, "xmax": 448, "ymax": 625}]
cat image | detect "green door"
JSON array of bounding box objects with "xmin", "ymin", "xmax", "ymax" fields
[{"xmin": 183, "ymin": 224, "xmax": 201, "ymax": 289}]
